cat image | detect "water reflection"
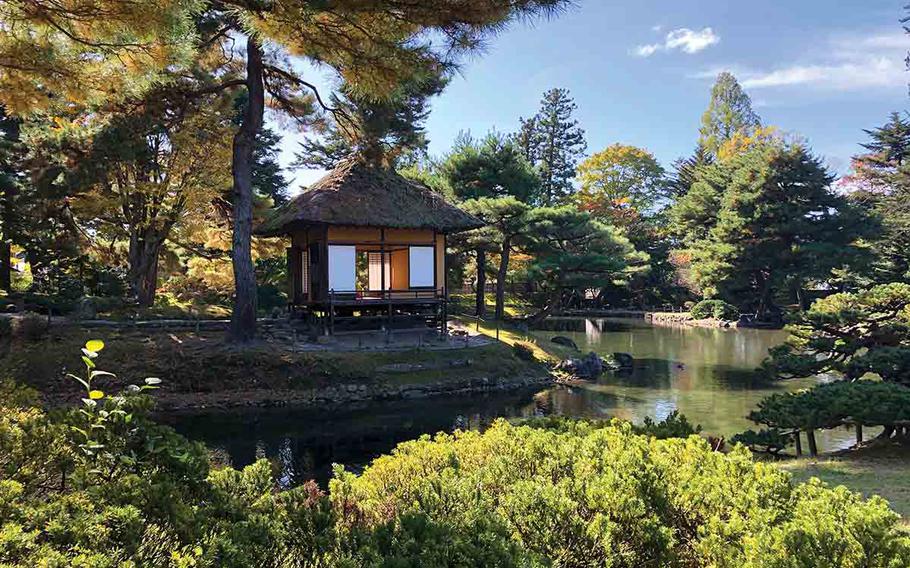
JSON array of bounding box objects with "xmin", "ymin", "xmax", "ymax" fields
[
  {"xmin": 168, "ymin": 318, "xmax": 862, "ymax": 487},
  {"xmin": 163, "ymin": 390, "xmax": 544, "ymax": 487}
]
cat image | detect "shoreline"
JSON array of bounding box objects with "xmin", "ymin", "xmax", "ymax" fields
[
  {"xmin": 557, "ymin": 310, "xmax": 783, "ymax": 330},
  {"xmin": 151, "ymin": 370, "xmax": 556, "ymax": 412}
]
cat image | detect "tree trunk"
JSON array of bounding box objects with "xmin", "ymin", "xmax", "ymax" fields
[
  {"xmin": 494, "ymin": 238, "xmax": 511, "ymax": 321},
  {"xmin": 128, "ymin": 232, "xmax": 163, "ymax": 307},
  {"xmin": 806, "ymin": 429, "xmax": 818, "ymax": 457},
  {"xmin": 475, "ymin": 249, "xmax": 487, "ymax": 318},
  {"xmin": 0, "ymin": 241, "xmax": 10, "ymax": 291},
  {"xmin": 228, "ymin": 38, "xmax": 264, "ymax": 343}
]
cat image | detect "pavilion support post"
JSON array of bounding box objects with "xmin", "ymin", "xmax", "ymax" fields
[
  {"xmin": 329, "ymin": 290, "xmax": 335, "ymax": 335},
  {"xmin": 855, "ymin": 423, "xmax": 863, "ymax": 445},
  {"xmin": 794, "ymin": 431, "xmax": 802, "ymax": 457}
]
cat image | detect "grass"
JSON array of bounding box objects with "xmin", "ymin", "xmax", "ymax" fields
[
  {"xmin": 778, "ymin": 445, "xmax": 910, "ymax": 527},
  {"xmin": 449, "ymin": 294, "xmax": 535, "ymax": 319},
  {"xmin": 0, "ymin": 326, "xmax": 546, "ymax": 405},
  {"xmin": 451, "ymin": 314, "xmax": 577, "ymax": 363}
]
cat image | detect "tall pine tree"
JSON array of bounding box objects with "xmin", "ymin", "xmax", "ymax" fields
[
  {"xmin": 515, "ymin": 88, "xmax": 586, "ymax": 205},
  {"xmin": 698, "ymin": 72, "xmax": 761, "ymax": 156}
]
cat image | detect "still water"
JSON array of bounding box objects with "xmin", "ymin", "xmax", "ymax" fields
[{"xmin": 167, "ymin": 318, "xmax": 858, "ymax": 486}]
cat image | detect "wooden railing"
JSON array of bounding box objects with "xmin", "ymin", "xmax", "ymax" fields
[{"xmin": 327, "ymin": 289, "xmax": 444, "ymax": 303}]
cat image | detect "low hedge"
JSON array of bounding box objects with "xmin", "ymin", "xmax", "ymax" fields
[{"xmin": 690, "ymin": 299, "xmax": 740, "ymax": 320}]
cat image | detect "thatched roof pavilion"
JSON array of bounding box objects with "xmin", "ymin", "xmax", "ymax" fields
[
  {"xmin": 256, "ymin": 158, "xmax": 482, "ymax": 334},
  {"xmin": 256, "ymin": 158, "xmax": 482, "ymax": 236}
]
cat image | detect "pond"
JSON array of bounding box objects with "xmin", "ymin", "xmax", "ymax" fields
[{"xmin": 166, "ymin": 318, "xmax": 860, "ymax": 487}]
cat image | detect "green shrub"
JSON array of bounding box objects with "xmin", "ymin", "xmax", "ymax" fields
[
  {"xmin": 333, "ymin": 420, "xmax": 910, "ymax": 567},
  {"xmin": 691, "ymin": 299, "xmax": 740, "ymax": 320},
  {"xmin": 511, "ymin": 341, "xmax": 537, "ymax": 362}
]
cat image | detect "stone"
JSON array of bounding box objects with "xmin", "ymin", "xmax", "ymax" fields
[
  {"xmin": 73, "ymin": 296, "xmax": 97, "ymax": 320},
  {"xmin": 556, "ymin": 351, "xmax": 605, "ymax": 379},
  {"xmin": 612, "ymin": 352, "xmax": 634, "ymax": 368},
  {"xmin": 551, "ymin": 336, "xmax": 579, "ymax": 350}
]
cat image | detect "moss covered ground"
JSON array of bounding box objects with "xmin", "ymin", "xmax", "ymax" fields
[{"xmin": 0, "ymin": 327, "xmax": 547, "ymax": 407}]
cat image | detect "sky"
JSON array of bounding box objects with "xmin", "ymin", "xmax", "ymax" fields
[{"xmin": 278, "ymin": 0, "xmax": 910, "ymax": 192}]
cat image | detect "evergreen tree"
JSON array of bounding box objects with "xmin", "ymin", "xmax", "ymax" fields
[
  {"xmin": 667, "ymin": 145, "xmax": 714, "ymax": 197},
  {"xmin": 521, "ymin": 207, "xmax": 647, "ymax": 315},
  {"xmin": 460, "ymin": 197, "xmax": 532, "ymax": 320},
  {"xmin": 295, "ymin": 72, "xmax": 448, "ymax": 169},
  {"xmin": 253, "ymin": 128, "xmax": 290, "ymax": 206},
  {"xmin": 514, "ymin": 88, "xmax": 587, "ymax": 205},
  {"xmin": 849, "ymin": 112, "xmax": 910, "ymax": 283},
  {"xmin": 698, "ymin": 72, "xmax": 761, "ymax": 156},
  {"xmin": 3, "ymin": 1, "xmax": 572, "ymax": 343},
  {"xmin": 671, "ymin": 139, "xmax": 872, "ymax": 318},
  {"xmin": 437, "ymin": 131, "xmax": 542, "ymax": 203}
]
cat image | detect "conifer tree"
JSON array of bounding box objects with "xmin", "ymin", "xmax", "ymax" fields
[
  {"xmin": 671, "ymin": 139, "xmax": 871, "ymax": 318},
  {"xmin": 295, "ymin": 72, "xmax": 448, "ymax": 170},
  {"xmin": 698, "ymin": 72, "xmax": 761, "ymax": 156},
  {"xmin": 515, "ymin": 88, "xmax": 587, "ymax": 205},
  {"xmin": 849, "ymin": 112, "xmax": 910, "ymax": 282}
]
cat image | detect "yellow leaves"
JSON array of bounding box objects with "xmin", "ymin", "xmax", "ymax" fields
[
  {"xmin": 88, "ymin": 390, "xmax": 105, "ymax": 400},
  {"xmin": 85, "ymin": 340, "xmax": 105, "ymax": 353},
  {"xmin": 717, "ymin": 126, "xmax": 781, "ymax": 162}
]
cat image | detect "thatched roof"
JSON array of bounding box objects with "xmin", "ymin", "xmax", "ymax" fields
[{"xmin": 256, "ymin": 158, "xmax": 483, "ymax": 236}]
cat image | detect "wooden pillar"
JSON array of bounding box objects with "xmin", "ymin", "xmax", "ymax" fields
[
  {"xmin": 794, "ymin": 431, "xmax": 802, "ymax": 457},
  {"xmin": 855, "ymin": 423, "xmax": 863, "ymax": 445},
  {"xmin": 380, "ymin": 228, "xmax": 386, "ymax": 294}
]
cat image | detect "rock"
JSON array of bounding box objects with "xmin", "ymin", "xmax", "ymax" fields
[
  {"xmin": 73, "ymin": 296, "xmax": 97, "ymax": 320},
  {"xmin": 551, "ymin": 336, "xmax": 579, "ymax": 350},
  {"xmin": 612, "ymin": 352, "xmax": 634, "ymax": 368},
  {"xmin": 556, "ymin": 351, "xmax": 605, "ymax": 379}
]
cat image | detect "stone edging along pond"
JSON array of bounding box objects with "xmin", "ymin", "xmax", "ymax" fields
[{"xmin": 155, "ymin": 371, "xmax": 555, "ymax": 411}]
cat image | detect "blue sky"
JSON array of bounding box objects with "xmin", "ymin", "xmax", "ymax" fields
[{"xmin": 280, "ymin": 0, "xmax": 909, "ymax": 191}]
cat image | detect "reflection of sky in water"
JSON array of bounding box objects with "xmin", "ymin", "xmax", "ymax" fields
[{"xmin": 167, "ymin": 319, "xmax": 866, "ymax": 488}]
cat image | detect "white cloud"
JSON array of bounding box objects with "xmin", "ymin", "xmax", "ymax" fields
[
  {"xmin": 633, "ymin": 27, "xmax": 719, "ymax": 57},
  {"xmin": 694, "ymin": 32, "xmax": 908, "ymax": 92}
]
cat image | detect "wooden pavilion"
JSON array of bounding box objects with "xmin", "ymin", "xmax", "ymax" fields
[{"xmin": 256, "ymin": 158, "xmax": 483, "ymax": 334}]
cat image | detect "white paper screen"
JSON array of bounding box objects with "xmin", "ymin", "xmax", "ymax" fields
[
  {"xmin": 328, "ymin": 245, "xmax": 356, "ymax": 291},
  {"xmin": 408, "ymin": 246, "xmax": 434, "ymax": 288}
]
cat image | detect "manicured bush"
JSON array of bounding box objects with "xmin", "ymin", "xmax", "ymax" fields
[
  {"xmin": 730, "ymin": 428, "xmax": 793, "ymax": 455},
  {"xmin": 690, "ymin": 299, "xmax": 740, "ymax": 320}
]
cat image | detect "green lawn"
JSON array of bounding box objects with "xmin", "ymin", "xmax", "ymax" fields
[{"xmin": 778, "ymin": 445, "xmax": 910, "ymax": 528}]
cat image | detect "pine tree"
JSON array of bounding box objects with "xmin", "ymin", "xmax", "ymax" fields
[
  {"xmin": 515, "ymin": 88, "xmax": 587, "ymax": 205},
  {"xmin": 437, "ymin": 131, "xmax": 541, "ymax": 203},
  {"xmin": 672, "ymin": 139, "xmax": 872, "ymax": 318},
  {"xmin": 253, "ymin": 128, "xmax": 290, "ymax": 206},
  {"xmin": 849, "ymin": 112, "xmax": 910, "ymax": 282},
  {"xmin": 295, "ymin": 72, "xmax": 448, "ymax": 169},
  {"xmin": 698, "ymin": 72, "xmax": 761, "ymax": 156},
  {"xmin": 668, "ymin": 145, "xmax": 714, "ymax": 197}
]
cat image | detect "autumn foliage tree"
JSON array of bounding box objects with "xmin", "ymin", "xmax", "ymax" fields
[{"xmin": 574, "ymin": 143, "xmax": 667, "ymax": 228}]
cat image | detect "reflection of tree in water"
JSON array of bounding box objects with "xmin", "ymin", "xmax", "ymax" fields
[{"xmin": 166, "ymin": 390, "xmax": 545, "ymax": 488}]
